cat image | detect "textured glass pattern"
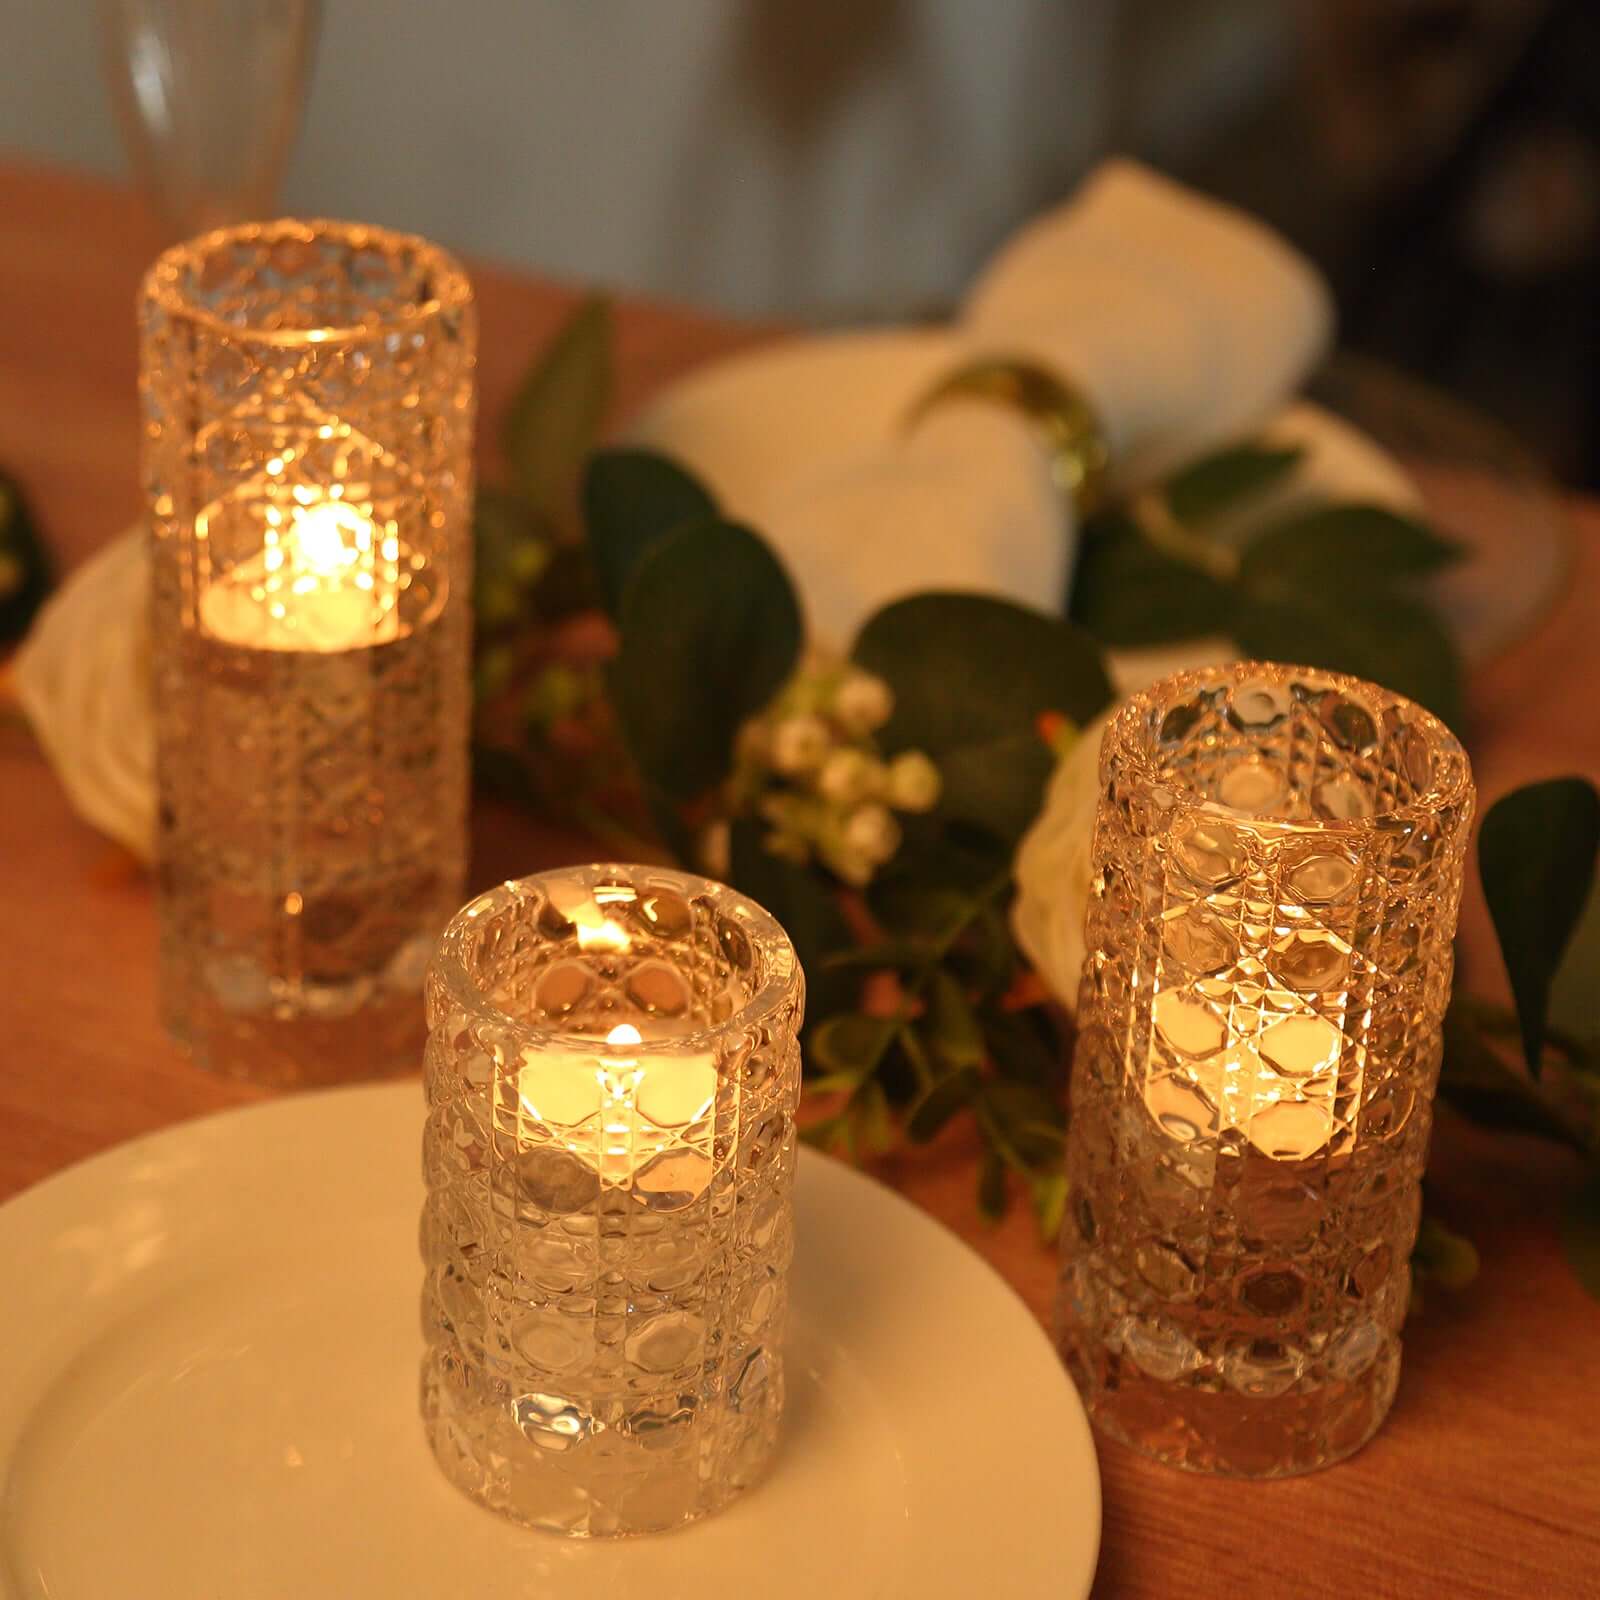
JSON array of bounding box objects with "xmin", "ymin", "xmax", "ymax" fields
[
  {"xmin": 1056, "ymin": 664, "xmax": 1473, "ymax": 1476},
  {"xmin": 420, "ymin": 865, "xmax": 804, "ymax": 1536},
  {"xmin": 140, "ymin": 220, "xmax": 476, "ymax": 1085}
]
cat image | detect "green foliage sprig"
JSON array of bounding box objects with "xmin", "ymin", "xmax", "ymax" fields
[
  {"xmin": 1070, "ymin": 443, "xmax": 1465, "ymax": 727},
  {"xmin": 581, "ymin": 442, "xmax": 1109, "ymax": 1230},
  {"xmin": 461, "ymin": 302, "xmax": 1600, "ymax": 1296},
  {"xmin": 5, "ymin": 299, "xmax": 1594, "ymax": 1295},
  {"xmin": 1441, "ymin": 779, "xmax": 1600, "ymax": 1296}
]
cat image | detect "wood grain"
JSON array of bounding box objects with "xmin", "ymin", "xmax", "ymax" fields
[{"xmin": 1, "ymin": 162, "xmax": 1596, "ymax": 1599}]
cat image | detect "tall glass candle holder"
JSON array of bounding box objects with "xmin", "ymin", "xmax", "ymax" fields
[
  {"xmin": 1057, "ymin": 663, "xmax": 1473, "ymax": 1477},
  {"xmin": 420, "ymin": 865, "xmax": 804, "ymax": 1537},
  {"xmin": 139, "ymin": 219, "xmax": 476, "ymax": 1085}
]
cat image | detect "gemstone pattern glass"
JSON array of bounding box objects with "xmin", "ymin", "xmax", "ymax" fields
[
  {"xmin": 420, "ymin": 865, "xmax": 804, "ymax": 1536},
  {"xmin": 140, "ymin": 220, "xmax": 476, "ymax": 1085},
  {"xmin": 1056, "ymin": 663, "xmax": 1473, "ymax": 1476}
]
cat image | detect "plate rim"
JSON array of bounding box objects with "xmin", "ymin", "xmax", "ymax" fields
[{"xmin": 0, "ymin": 1081, "xmax": 1100, "ymax": 1598}]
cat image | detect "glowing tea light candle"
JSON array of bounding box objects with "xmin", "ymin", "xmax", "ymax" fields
[
  {"xmin": 511, "ymin": 921, "xmax": 720, "ymax": 1183},
  {"xmin": 421, "ymin": 867, "xmax": 804, "ymax": 1534},
  {"xmin": 197, "ymin": 497, "xmax": 404, "ymax": 651},
  {"xmin": 1058, "ymin": 664, "xmax": 1474, "ymax": 1479},
  {"xmin": 597, "ymin": 1021, "xmax": 719, "ymax": 1193},
  {"xmin": 143, "ymin": 217, "xmax": 475, "ymax": 1088},
  {"xmin": 1134, "ymin": 789, "xmax": 1367, "ymax": 1165},
  {"xmin": 1146, "ymin": 987, "xmax": 1351, "ymax": 1162},
  {"xmin": 605, "ymin": 1021, "xmax": 720, "ymax": 1140}
]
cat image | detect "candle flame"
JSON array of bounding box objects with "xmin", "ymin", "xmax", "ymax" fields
[
  {"xmin": 606, "ymin": 1023, "xmax": 644, "ymax": 1046},
  {"xmin": 575, "ymin": 918, "xmax": 630, "ymax": 952},
  {"xmin": 292, "ymin": 499, "xmax": 371, "ymax": 575}
]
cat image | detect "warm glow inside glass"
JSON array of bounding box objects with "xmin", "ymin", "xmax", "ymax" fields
[
  {"xmin": 420, "ymin": 865, "xmax": 804, "ymax": 1536},
  {"xmin": 1056, "ymin": 663, "xmax": 1473, "ymax": 1477},
  {"xmin": 139, "ymin": 219, "xmax": 476, "ymax": 1085}
]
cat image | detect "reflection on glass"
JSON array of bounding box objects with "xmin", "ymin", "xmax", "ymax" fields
[{"xmin": 101, "ymin": 0, "xmax": 321, "ymax": 235}]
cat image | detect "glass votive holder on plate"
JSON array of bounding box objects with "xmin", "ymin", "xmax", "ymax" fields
[
  {"xmin": 420, "ymin": 864, "xmax": 804, "ymax": 1536},
  {"xmin": 139, "ymin": 219, "xmax": 476, "ymax": 1086},
  {"xmin": 1056, "ymin": 663, "xmax": 1473, "ymax": 1476}
]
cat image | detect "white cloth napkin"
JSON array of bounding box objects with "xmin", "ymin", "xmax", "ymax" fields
[
  {"xmin": 11, "ymin": 529, "xmax": 156, "ymax": 859},
  {"xmin": 631, "ymin": 159, "xmax": 1337, "ymax": 648}
]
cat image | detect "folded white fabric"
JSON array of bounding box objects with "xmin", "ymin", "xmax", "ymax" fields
[
  {"xmin": 632, "ymin": 158, "xmax": 1339, "ymax": 647},
  {"xmin": 12, "ymin": 529, "xmax": 156, "ymax": 860},
  {"xmin": 963, "ymin": 160, "xmax": 1334, "ymax": 481}
]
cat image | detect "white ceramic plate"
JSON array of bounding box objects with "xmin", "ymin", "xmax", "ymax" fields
[{"xmin": 0, "ymin": 1084, "xmax": 1099, "ymax": 1599}]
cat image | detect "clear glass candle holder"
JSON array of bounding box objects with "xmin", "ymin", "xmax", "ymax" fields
[
  {"xmin": 1056, "ymin": 663, "xmax": 1473, "ymax": 1477},
  {"xmin": 139, "ymin": 219, "xmax": 477, "ymax": 1086},
  {"xmin": 420, "ymin": 865, "xmax": 804, "ymax": 1536}
]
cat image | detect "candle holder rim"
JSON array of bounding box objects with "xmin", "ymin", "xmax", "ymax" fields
[
  {"xmin": 1104, "ymin": 659, "xmax": 1473, "ymax": 832},
  {"xmin": 140, "ymin": 216, "xmax": 474, "ymax": 349},
  {"xmin": 431, "ymin": 863, "xmax": 802, "ymax": 1055}
]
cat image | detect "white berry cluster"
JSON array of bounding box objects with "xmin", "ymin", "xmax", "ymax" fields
[{"xmin": 714, "ymin": 654, "xmax": 942, "ymax": 886}]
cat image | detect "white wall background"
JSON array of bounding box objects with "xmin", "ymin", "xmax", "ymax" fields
[{"xmin": 0, "ymin": 0, "xmax": 1290, "ymax": 320}]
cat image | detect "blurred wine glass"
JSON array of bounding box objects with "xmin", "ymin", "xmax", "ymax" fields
[{"xmin": 100, "ymin": 0, "xmax": 321, "ymax": 237}]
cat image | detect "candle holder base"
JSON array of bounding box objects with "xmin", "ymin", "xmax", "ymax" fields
[
  {"xmin": 1058, "ymin": 1268, "xmax": 1402, "ymax": 1478},
  {"xmin": 421, "ymin": 1345, "xmax": 785, "ymax": 1538},
  {"xmin": 167, "ymin": 983, "xmax": 425, "ymax": 1089}
]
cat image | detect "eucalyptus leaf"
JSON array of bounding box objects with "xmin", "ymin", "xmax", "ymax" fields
[
  {"xmin": 1231, "ymin": 588, "xmax": 1462, "ymax": 728},
  {"xmin": 889, "ymin": 824, "xmax": 1012, "ymax": 895},
  {"xmin": 866, "ymin": 881, "xmax": 974, "ymax": 944},
  {"xmin": 934, "ymin": 731, "xmax": 1058, "ymax": 845},
  {"xmin": 1411, "ymin": 1215, "xmax": 1480, "ymax": 1292},
  {"xmin": 977, "ymin": 1148, "xmax": 1010, "ymax": 1222},
  {"xmin": 1439, "ymin": 1004, "xmax": 1585, "ymax": 1149},
  {"xmin": 613, "ymin": 520, "xmax": 801, "ymax": 799},
  {"xmin": 948, "ymin": 904, "xmax": 1019, "ymax": 999},
  {"xmin": 1068, "ymin": 510, "xmax": 1235, "ymax": 645},
  {"xmin": 729, "ymin": 818, "xmax": 855, "ymax": 1024},
  {"xmin": 583, "ymin": 448, "xmax": 718, "ymax": 618},
  {"xmin": 853, "ymin": 1080, "xmax": 897, "ymax": 1155},
  {"xmin": 1165, "ymin": 443, "xmax": 1304, "ymax": 525},
  {"xmin": 980, "ymin": 1078, "xmax": 1066, "ymax": 1167},
  {"xmin": 806, "ymin": 1072, "xmax": 868, "ymax": 1097},
  {"xmin": 1030, "ymin": 1172, "xmax": 1069, "ymax": 1241},
  {"xmin": 906, "ymin": 1064, "xmax": 983, "ymax": 1142},
  {"xmin": 1240, "ymin": 503, "xmax": 1462, "ymax": 597},
  {"xmin": 504, "ymin": 295, "xmax": 613, "ymax": 518},
  {"xmin": 798, "ymin": 1117, "xmax": 842, "ymax": 1152},
  {"xmin": 821, "ymin": 939, "xmax": 935, "ymax": 971},
  {"xmin": 853, "ymin": 592, "xmax": 1112, "ymax": 758},
  {"xmin": 810, "ymin": 1013, "xmax": 897, "ymax": 1082},
  {"xmin": 1547, "ymin": 878, "xmax": 1600, "ymax": 1053},
  {"xmin": 1560, "ymin": 1175, "xmax": 1600, "ymax": 1301},
  {"xmin": 0, "ymin": 471, "xmax": 55, "ymax": 644},
  {"xmin": 1478, "ymin": 778, "xmax": 1600, "ymax": 1076},
  {"xmin": 925, "ymin": 971, "xmax": 985, "ymax": 1068},
  {"xmin": 984, "ymin": 1008, "xmax": 1065, "ymax": 1092}
]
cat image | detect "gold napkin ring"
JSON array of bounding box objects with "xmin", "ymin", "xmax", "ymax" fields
[{"xmin": 907, "ymin": 356, "xmax": 1110, "ymax": 517}]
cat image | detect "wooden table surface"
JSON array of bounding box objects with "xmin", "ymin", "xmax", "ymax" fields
[{"xmin": 1, "ymin": 162, "xmax": 1596, "ymax": 1599}]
